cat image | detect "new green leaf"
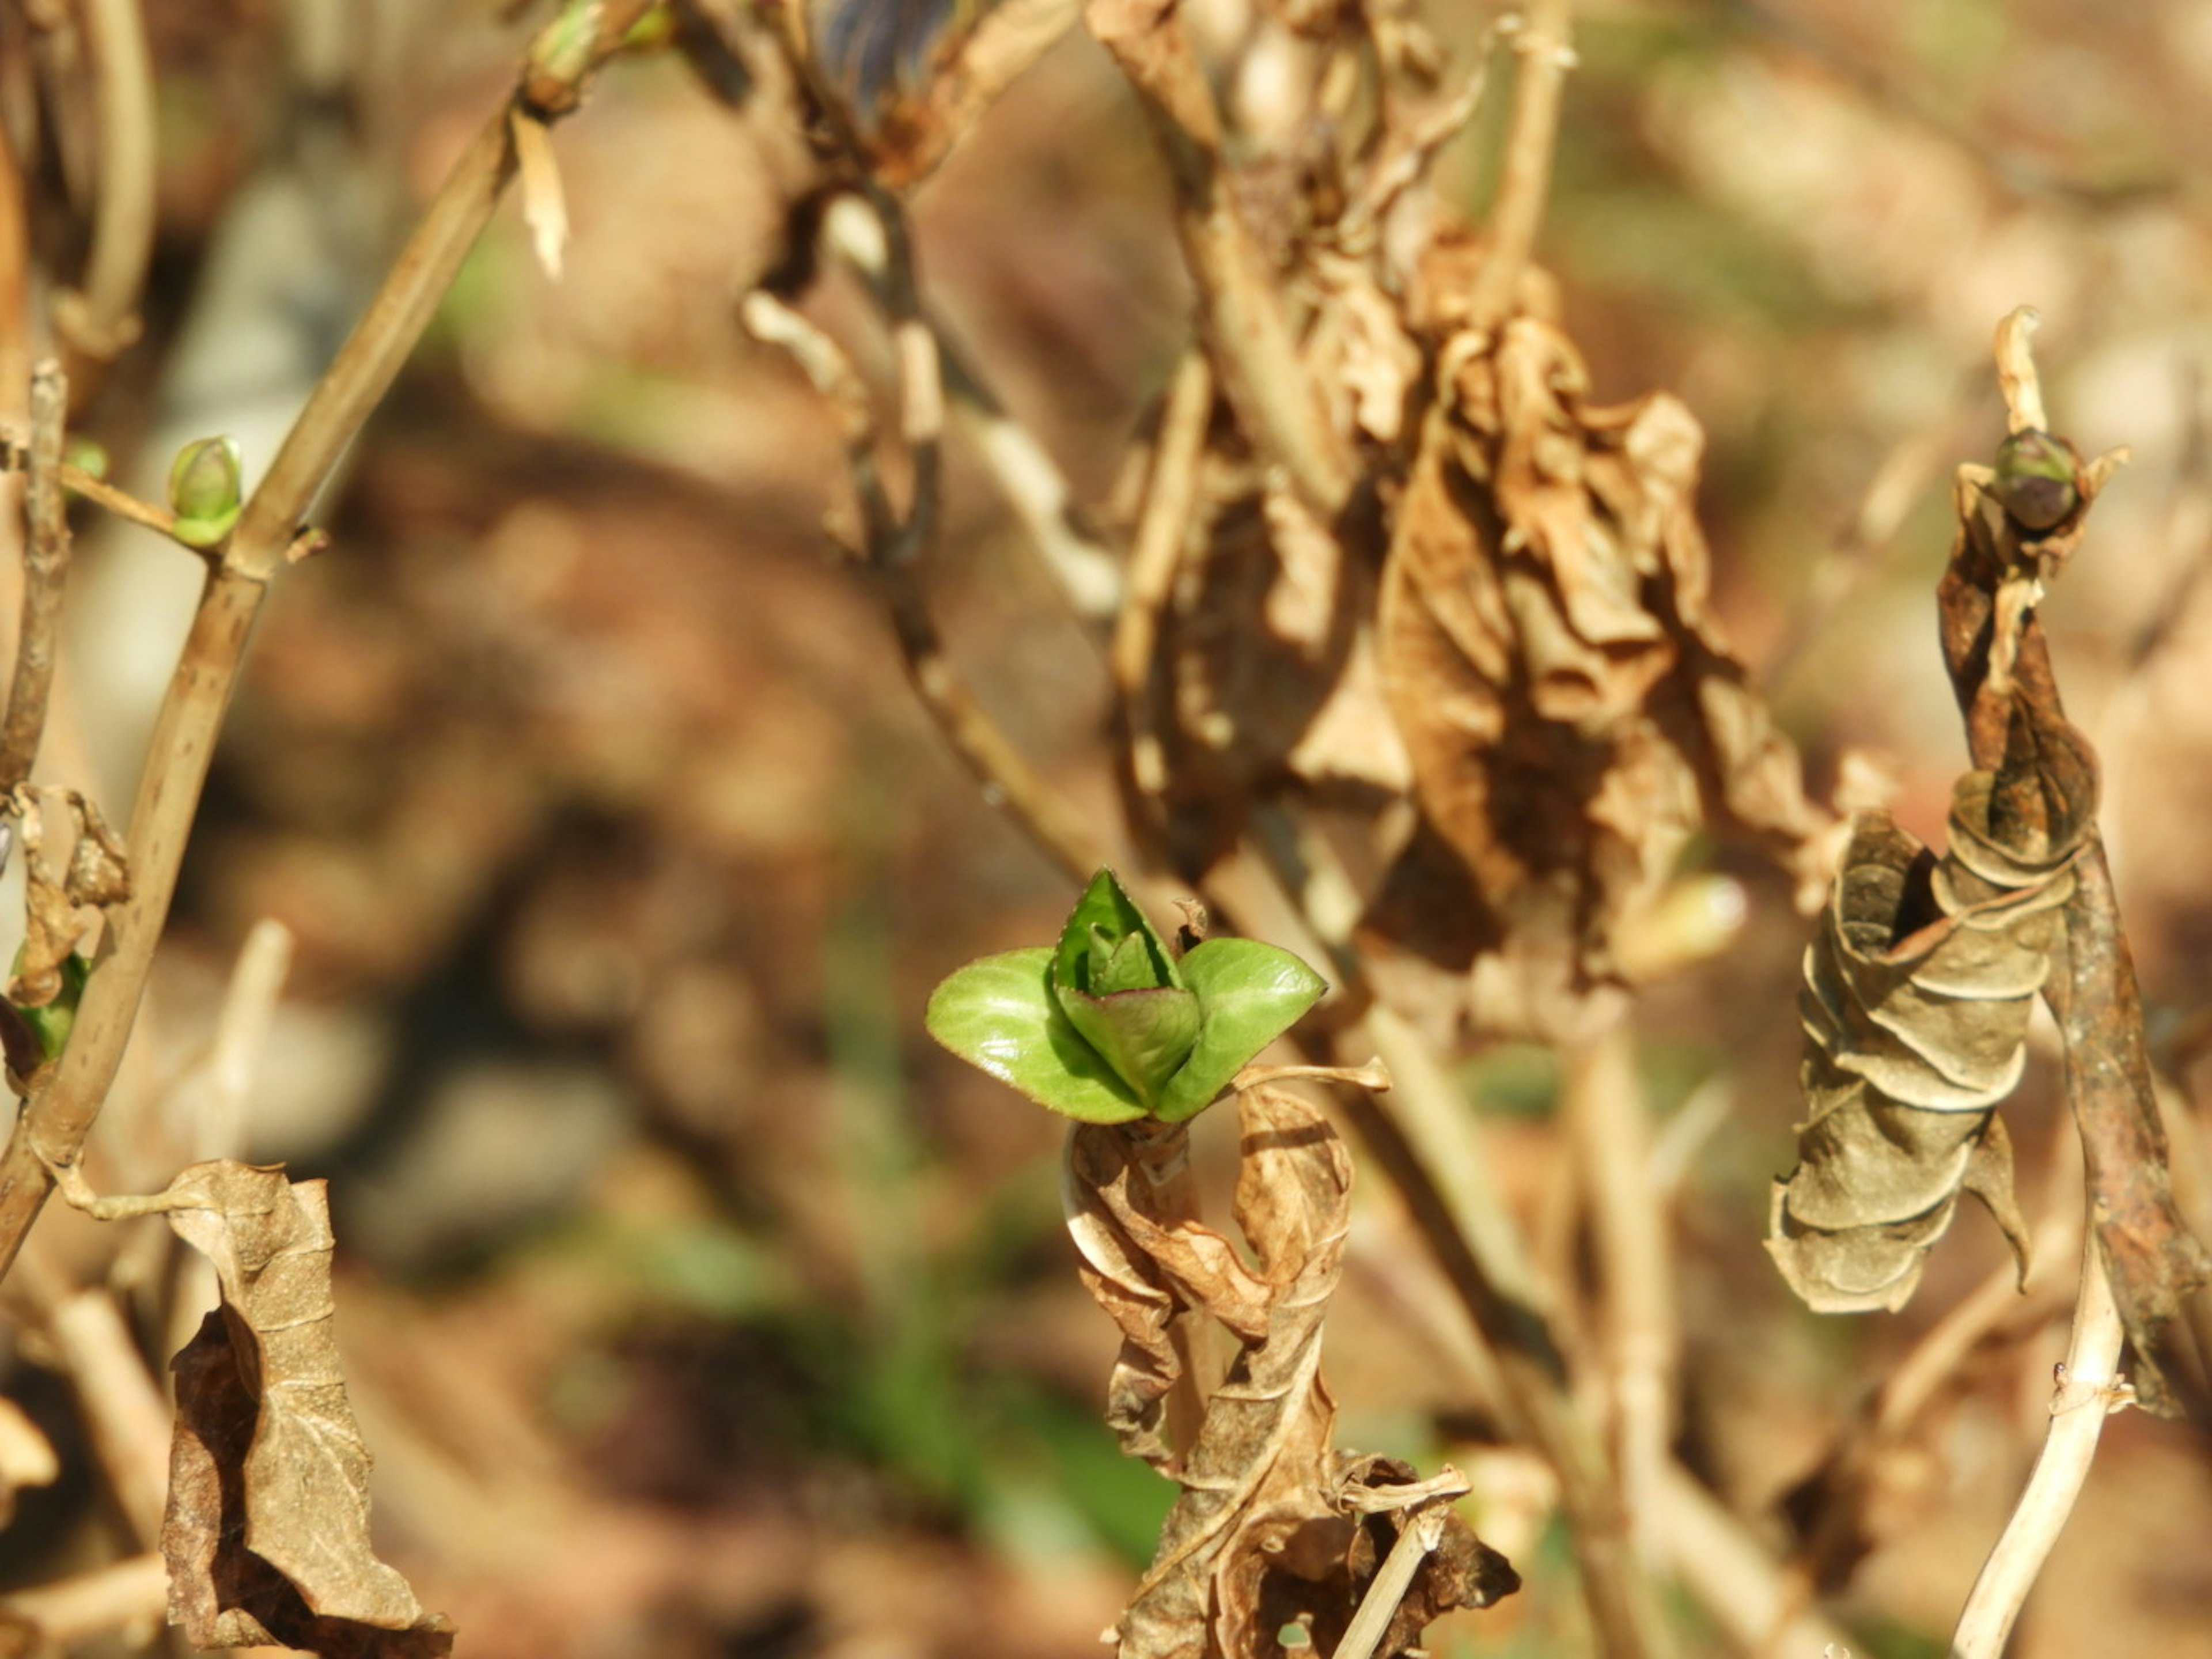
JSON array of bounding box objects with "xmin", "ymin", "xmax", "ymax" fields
[{"xmin": 925, "ymin": 948, "xmax": 1146, "ymax": 1124}]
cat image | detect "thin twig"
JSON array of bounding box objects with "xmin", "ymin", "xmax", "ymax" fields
[
  {"xmin": 741, "ymin": 286, "xmax": 1107, "ymax": 882},
  {"xmin": 53, "ymin": 0, "xmax": 155, "ymax": 366},
  {"xmin": 1565, "ymin": 1016, "xmax": 1676, "ymax": 1560},
  {"xmin": 0, "ymin": 359, "xmax": 69, "ymax": 790},
  {"xmin": 1948, "ymin": 1225, "xmax": 2128, "ymax": 1658},
  {"xmin": 821, "ymin": 198, "xmax": 1124, "ymax": 621},
  {"xmin": 1084, "ymin": 0, "xmax": 1354, "ymax": 515},
  {"xmin": 1466, "ymin": 0, "xmax": 1574, "ymax": 331},
  {"xmin": 52, "ymin": 459, "xmax": 182, "ymax": 539},
  {"xmin": 13, "ymin": 1248, "xmax": 169, "ymax": 1547},
  {"xmin": 1332, "ymin": 1498, "xmax": 1453, "ymax": 1659},
  {"xmin": 1114, "ymin": 351, "xmax": 1211, "ymax": 803},
  {"xmin": 870, "ymin": 0, "xmax": 1082, "ymax": 188},
  {"xmin": 0, "ymin": 1, "xmax": 657, "ymax": 1287}
]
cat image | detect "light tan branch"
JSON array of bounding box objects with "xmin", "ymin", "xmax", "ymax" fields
[
  {"xmin": 0, "ymin": 359, "xmax": 70, "ymax": 791},
  {"xmin": 741, "ymin": 287, "xmax": 1106, "ymax": 883},
  {"xmin": 1467, "ymin": 0, "xmax": 1574, "ymax": 330},
  {"xmin": 53, "ymin": 0, "xmax": 156, "ymax": 366},
  {"xmin": 1085, "ymin": 0, "xmax": 1353, "ymax": 515},
  {"xmin": 1948, "ymin": 1225, "xmax": 2130, "ymax": 1657}
]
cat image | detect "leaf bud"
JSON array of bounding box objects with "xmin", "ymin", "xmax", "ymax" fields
[
  {"xmin": 1992, "ymin": 429, "xmax": 2079, "ymax": 532},
  {"xmin": 167, "ymin": 436, "xmax": 244, "ymax": 548}
]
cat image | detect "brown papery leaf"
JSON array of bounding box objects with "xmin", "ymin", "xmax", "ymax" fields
[
  {"xmin": 1362, "ymin": 318, "xmax": 1826, "ymax": 1042},
  {"xmin": 1085, "ymin": 1088, "xmax": 1516, "ymax": 1657},
  {"xmin": 153, "ymin": 1162, "xmax": 453, "ymax": 1655},
  {"xmin": 1768, "ymin": 721, "xmax": 2095, "ymax": 1312}
]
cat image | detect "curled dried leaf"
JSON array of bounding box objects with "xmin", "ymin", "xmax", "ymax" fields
[
  {"xmin": 6, "ymin": 789, "xmax": 123, "ymax": 1011},
  {"xmin": 1077, "ymin": 1087, "xmax": 1516, "ymax": 1657},
  {"xmin": 1769, "ymin": 724, "xmax": 2094, "ymax": 1312}
]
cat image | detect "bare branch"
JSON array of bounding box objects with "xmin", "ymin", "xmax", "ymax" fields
[
  {"xmin": 52, "ymin": 0, "xmax": 155, "ymax": 366},
  {"xmin": 0, "ymin": 359, "xmax": 70, "ymax": 791},
  {"xmin": 1085, "ymin": 0, "xmax": 1354, "ymax": 514},
  {"xmin": 1948, "ymin": 1229, "xmax": 2130, "ymax": 1657},
  {"xmin": 1467, "ymin": 0, "xmax": 1574, "ymax": 329}
]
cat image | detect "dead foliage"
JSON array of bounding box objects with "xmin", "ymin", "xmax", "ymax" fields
[
  {"xmin": 1766, "ymin": 721, "xmax": 2091, "ymax": 1312},
  {"xmin": 1100, "ymin": 7, "xmax": 1830, "ymax": 1047},
  {"xmin": 99, "ymin": 1161, "xmax": 453, "ymax": 1655},
  {"xmin": 1066, "ymin": 1084, "xmax": 1517, "ymax": 1657}
]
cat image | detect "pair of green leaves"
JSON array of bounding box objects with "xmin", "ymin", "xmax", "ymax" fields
[{"xmin": 926, "ymin": 871, "xmax": 1325, "ymax": 1124}]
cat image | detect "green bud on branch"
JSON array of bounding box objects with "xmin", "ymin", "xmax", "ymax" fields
[
  {"xmin": 1992, "ymin": 428, "xmax": 2080, "ymax": 533},
  {"xmin": 167, "ymin": 436, "xmax": 244, "ymax": 549}
]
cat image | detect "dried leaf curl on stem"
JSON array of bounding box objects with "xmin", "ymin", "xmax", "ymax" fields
[{"xmin": 0, "ymin": 0, "xmax": 662, "ymax": 1287}]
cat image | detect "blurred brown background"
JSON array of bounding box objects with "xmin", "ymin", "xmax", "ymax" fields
[{"xmin": 7, "ymin": 1, "xmax": 2212, "ymax": 1654}]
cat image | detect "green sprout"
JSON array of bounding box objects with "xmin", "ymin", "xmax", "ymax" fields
[
  {"xmin": 167, "ymin": 436, "xmax": 244, "ymax": 548},
  {"xmin": 925, "ymin": 869, "xmax": 1326, "ymax": 1124}
]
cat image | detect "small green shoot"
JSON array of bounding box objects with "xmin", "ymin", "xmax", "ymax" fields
[{"xmin": 926, "ymin": 870, "xmax": 1325, "ymax": 1124}]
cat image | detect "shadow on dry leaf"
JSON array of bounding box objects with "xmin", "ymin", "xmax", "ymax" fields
[{"xmin": 151, "ymin": 1162, "xmax": 453, "ymax": 1656}]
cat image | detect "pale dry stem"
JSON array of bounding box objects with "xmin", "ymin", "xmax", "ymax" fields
[
  {"xmin": 53, "ymin": 0, "xmax": 155, "ymax": 366},
  {"xmin": 1332, "ymin": 1495, "xmax": 1455, "ymax": 1659},
  {"xmin": 0, "ymin": 1551, "xmax": 167, "ymax": 1647},
  {"xmin": 1085, "ymin": 0, "xmax": 1353, "ymax": 514},
  {"xmin": 1115, "ymin": 351, "xmax": 1213, "ymax": 801},
  {"xmin": 740, "ymin": 287, "xmax": 1106, "ymax": 883},
  {"xmin": 820, "ymin": 199, "xmax": 1123, "ymax": 620},
  {"xmin": 1948, "ymin": 1224, "xmax": 2130, "ymax": 1658},
  {"xmin": 1467, "ymin": 0, "xmax": 1574, "ymax": 331},
  {"xmin": 11, "ymin": 1242, "xmax": 169, "ymax": 1548},
  {"xmin": 0, "ymin": 359, "xmax": 69, "ymax": 792},
  {"xmin": 1564, "ymin": 1017, "xmax": 1676, "ymax": 1562}
]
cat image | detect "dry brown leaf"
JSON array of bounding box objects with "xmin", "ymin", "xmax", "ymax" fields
[
  {"xmin": 1360, "ymin": 319, "xmax": 1825, "ymax": 1041},
  {"xmin": 1768, "ymin": 721, "xmax": 2096, "ymax": 1311},
  {"xmin": 1074, "ymin": 1088, "xmax": 1516, "ymax": 1657},
  {"xmin": 141, "ymin": 1161, "xmax": 454, "ymax": 1655}
]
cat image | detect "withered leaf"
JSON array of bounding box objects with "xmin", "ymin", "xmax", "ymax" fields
[
  {"xmin": 1080, "ymin": 1088, "xmax": 1515, "ymax": 1657},
  {"xmin": 1769, "ymin": 727, "xmax": 2094, "ymax": 1312},
  {"xmin": 1362, "ymin": 318, "xmax": 1827, "ymax": 1043},
  {"xmin": 152, "ymin": 1162, "xmax": 453, "ymax": 1656}
]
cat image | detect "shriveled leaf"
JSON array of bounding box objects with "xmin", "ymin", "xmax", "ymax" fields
[
  {"xmin": 1089, "ymin": 1086, "xmax": 1514, "ymax": 1658},
  {"xmin": 1362, "ymin": 320, "xmax": 1827, "ymax": 1043},
  {"xmin": 1770, "ymin": 732, "xmax": 2090, "ymax": 1311},
  {"xmin": 1065, "ymin": 1119, "xmax": 1275, "ymax": 1465},
  {"xmin": 150, "ymin": 1162, "xmax": 453, "ymax": 1655},
  {"xmin": 1154, "ymin": 940, "xmax": 1327, "ymax": 1123},
  {"xmin": 927, "ymin": 948, "xmax": 1146, "ymax": 1123}
]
